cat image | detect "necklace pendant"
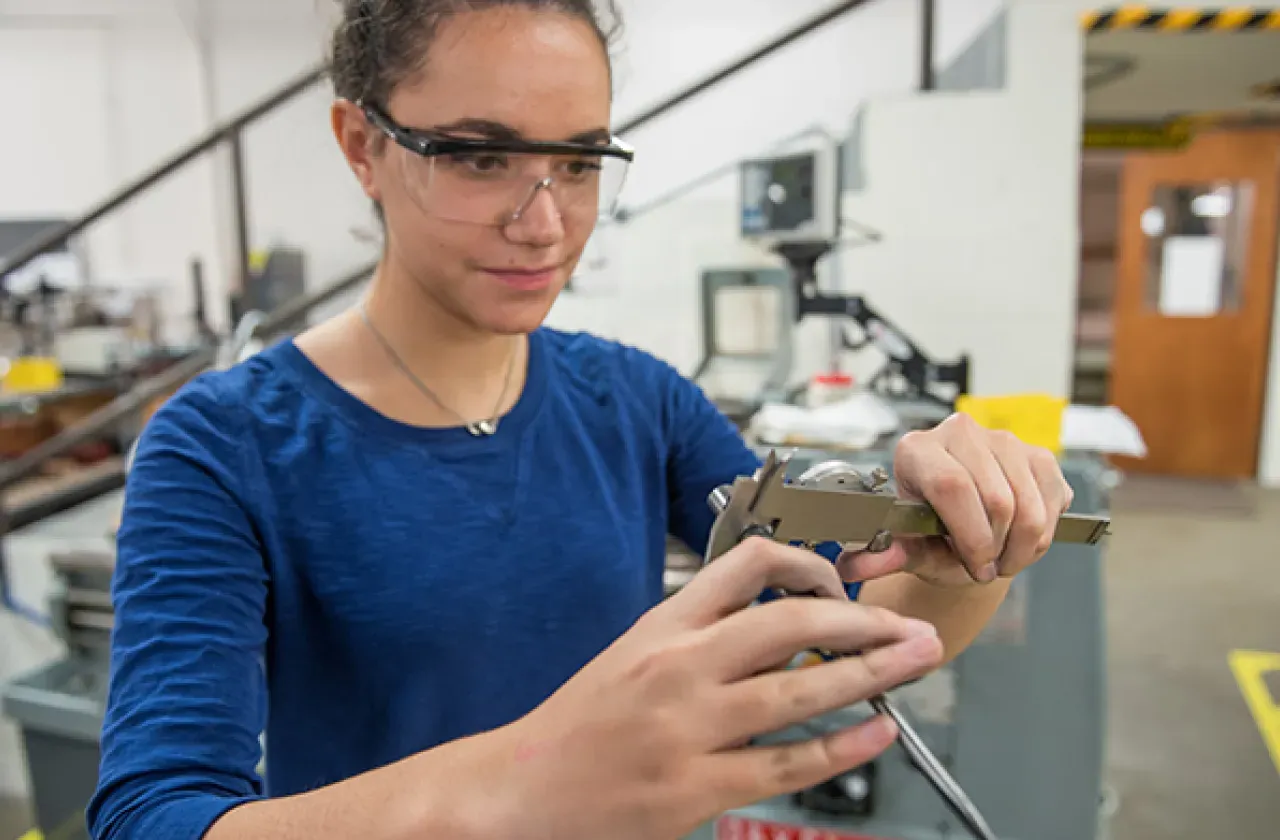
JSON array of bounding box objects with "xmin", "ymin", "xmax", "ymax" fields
[{"xmin": 468, "ymin": 419, "xmax": 498, "ymax": 437}]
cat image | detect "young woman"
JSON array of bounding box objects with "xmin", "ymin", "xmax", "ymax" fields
[{"xmin": 88, "ymin": 2, "xmax": 1074, "ymax": 838}]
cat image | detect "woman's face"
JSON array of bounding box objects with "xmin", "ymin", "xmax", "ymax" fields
[{"xmin": 339, "ymin": 7, "xmax": 614, "ymax": 336}]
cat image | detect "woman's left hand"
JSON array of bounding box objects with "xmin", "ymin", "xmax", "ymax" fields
[{"xmin": 837, "ymin": 412, "xmax": 1075, "ymax": 589}]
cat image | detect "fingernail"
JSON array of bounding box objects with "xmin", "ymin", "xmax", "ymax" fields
[
  {"xmin": 861, "ymin": 713, "xmax": 898, "ymax": 744},
  {"xmin": 903, "ymin": 635, "xmax": 942, "ymax": 664},
  {"xmin": 978, "ymin": 562, "xmax": 999, "ymax": 584},
  {"xmin": 904, "ymin": 618, "xmax": 938, "ymax": 638},
  {"xmin": 838, "ymin": 714, "xmax": 898, "ymax": 754}
]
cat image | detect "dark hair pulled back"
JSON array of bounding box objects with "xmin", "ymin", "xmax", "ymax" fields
[{"xmin": 331, "ymin": 0, "xmax": 622, "ymax": 108}]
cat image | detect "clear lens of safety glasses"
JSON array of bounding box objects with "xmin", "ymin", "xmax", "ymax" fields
[{"xmin": 399, "ymin": 149, "xmax": 631, "ymax": 227}]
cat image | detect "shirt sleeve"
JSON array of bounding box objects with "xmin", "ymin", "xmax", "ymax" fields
[
  {"xmin": 87, "ymin": 378, "xmax": 268, "ymax": 840},
  {"xmin": 655, "ymin": 358, "xmax": 862, "ymax": 601}
]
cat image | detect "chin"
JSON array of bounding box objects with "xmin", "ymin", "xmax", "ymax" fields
[{"xmin": 478, "ymin": 295, "xmax": 559, "ymax": 336}]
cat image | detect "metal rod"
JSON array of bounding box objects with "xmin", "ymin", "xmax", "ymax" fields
[
  {"xmin": 229, "ymin": 131, "xmax": 253, "ymax": 301},
  {"xmin": 616, "ymin": 0, "xmax": 879, "ymax": 136},
  {"xmin": 5, "ymin": 463, "xmax": 127, "ymax": 532},
  {"xmin": 191, "ymin": 258, "xmax": 215, "ymax": 342},
  {"xmin": 870, "ymin": 695, "xmax": 997, "ymax": 839},
  {"xmin": 0, "ymin": 260, "xmax": 377, "ymax": 495},
  {"xmin": 0, "ymin": 350, "xmax": 216, "ymax": 491},
  {"xmin": 254, "ymin": 259, "xmax": 376, "ymax": 337},
  {"xmin": 920, "ymin": 0, "xmax": 937, "ymax": 91},
  {"xmin": 0, "ymin": 66, "xmax": 326, "ymax": 279}
]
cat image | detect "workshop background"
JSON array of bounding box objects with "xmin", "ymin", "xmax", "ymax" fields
[{"xmin": 0, "ymin": 1, "xmax": 1278, "ymax": 839}]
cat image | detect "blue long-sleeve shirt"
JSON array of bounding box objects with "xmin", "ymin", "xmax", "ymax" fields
[{"xmin": 88, "ymin": 328, "xmax": 855, "ymax": 839}]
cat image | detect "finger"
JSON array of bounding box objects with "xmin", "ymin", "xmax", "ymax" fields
[
  {"xmin": 1029, "ymin": 447, "xmax": 1074, "ymax": 559},
  {"xmin": 898, "ymin": 435, "xmax": 998, "ymax": 584},
  {"xmin": 835, "ymin": 541, "xmax": 909, "ymax": 583},
  {"xmin": 712, "ymin": 632, "xmax": 943, "ymax": 745},
  {"xmin": 942, "ymin": 427, "xmax": 1020, "ymax": 583},
  {"xmin": 894, "ymin": 535, "xmax": 965, "ymax": 581},
  {"xmin": 704, "ymin": 714, "xmax": 899, "ymax": 812},
  {"xmin": 704, "ymin": 598, "xmax": 936, "ymax": 682},
  {"xmin": 989, "ymin": 433, "xmax": 1050, "ymax": 577},
  {"xmin": 673, "ymin": 537, "xmax": 847, "ymax": 626},
  {"xmin": 704, "ymin": 714, "xmax": 899, "ymax": 810}
]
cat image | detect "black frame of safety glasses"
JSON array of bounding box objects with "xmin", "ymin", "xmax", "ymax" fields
[{"xmin": 361, "ymin": 102, "xmax": 636, "ymax": 163}]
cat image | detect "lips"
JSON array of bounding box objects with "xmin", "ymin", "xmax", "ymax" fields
[{"xmin": 482, "ymin": 265, "xmax": 562, "ymax": 292}]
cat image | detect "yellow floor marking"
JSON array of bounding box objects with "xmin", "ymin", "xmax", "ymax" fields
[
  {"xmin": 18, "ymin": 831, "xmax": 41, "ymax": 840},
  {"xmin": 1229, "ymin": 649, "xmax": 1280, "ymax": 777}
]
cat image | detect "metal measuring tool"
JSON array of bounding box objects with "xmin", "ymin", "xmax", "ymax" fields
[{"xmin": 704, "ymin": 450, "xmax": 1113, "ymax": 840}]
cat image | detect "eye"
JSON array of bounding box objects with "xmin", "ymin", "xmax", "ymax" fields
[
  {"xmin": 451, "ymin": 153, "xmax": 509, "ymax": 174},
  {"xmin": 562, "ymin": 157, "xmax": 603, "ymax": 178}
]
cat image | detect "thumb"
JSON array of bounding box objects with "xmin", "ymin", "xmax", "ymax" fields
[{"xmin": 835, "ymin": 541, "xmax": 910, "ymax": 583}]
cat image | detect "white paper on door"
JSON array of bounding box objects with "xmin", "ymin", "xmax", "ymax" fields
[{"xmin": 1158, "ymin": 236, "xmax": 1225, "ymax": 317}]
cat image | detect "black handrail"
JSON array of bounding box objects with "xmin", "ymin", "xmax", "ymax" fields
[
  {"xmin": 920, "ymin": 0, "xmax": 937, "ymax": 92},
  {"xmin": 4, "ymin": 1, "xmax": 896, "ymax": 281},
  {"xmin": 0, "ymin": 0, "xmax": 892, "ymax": 507},
  {"xmin": 616, "ymin": 0, "xmax": 879, "ymax": 135},
  {"xmin": 0, "ymin": 66, "xmax": 327, "ymax": 281}
]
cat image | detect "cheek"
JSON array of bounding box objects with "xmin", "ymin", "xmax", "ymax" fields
[
  {"xmin": 565, "ymin": 217, "xmax": 597, "ymax": 254},
  {"xmin": 387, "ymin": 207, "xmax": 485, "ymax": 275}
]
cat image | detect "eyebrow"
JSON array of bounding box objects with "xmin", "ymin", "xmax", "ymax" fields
[{"xmin": 429, "ymin": 118, "xmax": 613, "ymax": 145}]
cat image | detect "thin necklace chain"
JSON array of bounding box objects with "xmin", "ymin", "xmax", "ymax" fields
[{"xmin": 358, "ymin": 302, "xmax": 516, "ymax": 437}]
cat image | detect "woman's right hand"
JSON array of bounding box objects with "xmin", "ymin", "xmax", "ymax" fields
[{"xmin": 458, "ymin": 537, "xmax": 944, "ymax": 840}]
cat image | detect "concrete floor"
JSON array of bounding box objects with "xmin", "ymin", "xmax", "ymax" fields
[
  {"xmin": 0, "ymin": 485, "xmax": 1277, "ymax": 839},
  {"xmin": 0, "ymin": 798, "xmax": 29, "ymax": 839},
  {"xmin": 1104, "ymin": 483, "xmax": 1280, "ymax": 840}
]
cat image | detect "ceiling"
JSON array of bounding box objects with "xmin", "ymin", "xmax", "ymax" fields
[{"xmin": 1084, "ymin": 29, "xmax": 1280, "ymax": 123}]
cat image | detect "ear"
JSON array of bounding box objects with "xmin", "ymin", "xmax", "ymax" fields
[{"xmin": 331, "ymin": 98, "xmax": 385, "ymax": 204}]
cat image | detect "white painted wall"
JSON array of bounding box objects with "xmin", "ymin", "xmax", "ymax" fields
[
  {"xmin": 1261, "ymin": 229, "xmax": 1280, "ymax": 486},
  {"xmin": 1, "ymin": 0, "xmax": 1271, "ymax": 802},
  {"xmin": 831, "ymin": 0, "xmax": 1085, "ymax": 398},
  {"xmin": 552, "ymin": 0, "xmax": 1010, "ymax": 382},
  {"xmin": 0, "ymin": 0, "xmax": 1011, "ymax": 798}
]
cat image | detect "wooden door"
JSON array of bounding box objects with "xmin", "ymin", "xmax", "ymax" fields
[{"xmin": 1110, "ymin": 129, "xmax": 1280, "ymax": 479}]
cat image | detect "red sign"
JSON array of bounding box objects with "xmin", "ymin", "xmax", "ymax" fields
[{"xmin": 714, "ymin": 814, "xmax": 889, "ymax": 840}]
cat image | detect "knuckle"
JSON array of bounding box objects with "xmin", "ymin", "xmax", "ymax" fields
[
  {"xmin": 991, "ymin": 428, "xmax": 1021, "ymax": 447},
  {"xmin": 853, "ymin": 647, "xmax": 895, "ymax": 687},
  {"xmin": 775, "ymin": 674, "xmax": 824, "ymax": 720},
  {"xmin": 741, "ymin": 536, "xmax": 784, "ymax": 571},
  {"xmin": 854, "ymin": 604, "xmax": 900, "ymax": 638},
  {"xmin": 730, "ymin": 688, "xmax": 775, "ymax": 731},
  {"xmin": 986, "ymin": 488, "xmax": 1017, "ymax": 522},
  {"xmin": 1012, "ymin": 503, "xmax": 1046, "ymax": 537},
  {"xmin": 897, "ymin": 430, "xmax": 926, "ymax": 454},
  {"xmin": 737, "ymin": 535, "xmax": 773, "ymax": 564},
  {"xmin": 624, "ymin": 642, "xmax": 698, "ymax": 694},
  {"xmin": 929, "ymin": 467, "xmax": 969, "ymax": 499},
  {"xmin": 742, "ymin": 534, "xmax": 776, "ymax": 556},
  {"xmin": 767, "ymin": 741, "xmax": 824, "ymax": 792},
  {"xmin": 1030, "ymin": 445, "xmax": 1059, "ymax": 469}
]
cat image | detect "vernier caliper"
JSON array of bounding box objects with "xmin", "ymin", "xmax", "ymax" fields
[{"xmin": 704, "ymin": 450, "xmax": 1112, "ymax": 840}]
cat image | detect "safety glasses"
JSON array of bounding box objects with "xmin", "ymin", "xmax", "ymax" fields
[{"xmin": 361, "ymin": 102, "xmax": 635, "ymax": 227}]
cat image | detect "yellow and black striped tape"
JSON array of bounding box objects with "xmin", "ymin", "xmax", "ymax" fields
[{"xmin": 1083, "ymin": 7, "xmax": 1280, "ymax": 32}]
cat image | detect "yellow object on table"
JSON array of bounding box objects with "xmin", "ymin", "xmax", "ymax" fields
[
  {"xmin": 955, "ymin": 393, "xmax": 1067, "ymax": 454},
  {"xmin": 2, "ymin": 357, "xmax": 63, "ymax": 393}
]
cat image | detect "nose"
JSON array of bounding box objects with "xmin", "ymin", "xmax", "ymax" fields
[{"xmin": 505, "ymin": 180, "xmax": 565, "ymax": 246}]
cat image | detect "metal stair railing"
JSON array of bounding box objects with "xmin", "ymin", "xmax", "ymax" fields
[
  {"xmin": 0, "ymin": 66, "xmax": 327, "ymax": 292},
  {"xmin": 0, "ymin": 0, "xmax": 910, "ymax": 520}
]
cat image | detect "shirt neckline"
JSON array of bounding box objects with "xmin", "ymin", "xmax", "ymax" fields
[{"xmin": 269, "ymin": 328, "xmax": 550, "ymax": 449}]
